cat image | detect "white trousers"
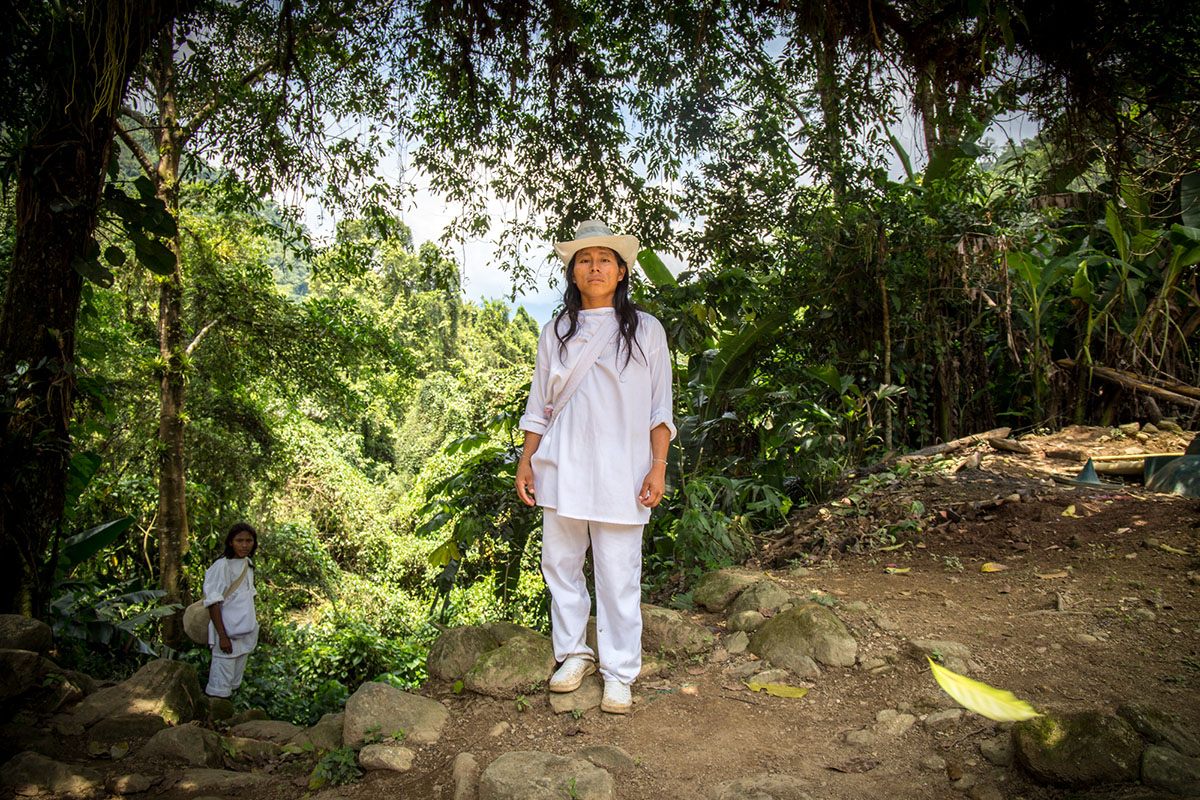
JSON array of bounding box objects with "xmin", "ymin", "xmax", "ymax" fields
[
  {"xmin": 206, "ymin": 651, "xmax": 249, "ymax": 697},
  {"xmin": 541, "ymin": 508, "xmax": 644, "ymax": 684}
]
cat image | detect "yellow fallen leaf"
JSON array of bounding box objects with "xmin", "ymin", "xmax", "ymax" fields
[
  {"xmin": 927, "ymin": 658, "xmax": 1040, "ymax": 722},
  {"xmin": 1061, "ymin": 505, "xmax": 1078, "ymax": 517},
  {"xmin": 980, "ymin": 562, "xmax": 1008, "ymax": 573},
  {"xmin": 746, "ymin": 681, "xmax": 810, "ymax": 699},
  {"xmin": 1157, "ymin": 543, "xmax": 1191, "ymax": 556},
  {"xmin": 877, "ymin": 542, "xmax": 906, "ymax": 552},
  {"xmin": 884, "ymin": 566, "xmax": 911, "ymax": 574},
  {"xmin": 1035, "ymin": 571, "xmax": 1069, "ymax": 579}
]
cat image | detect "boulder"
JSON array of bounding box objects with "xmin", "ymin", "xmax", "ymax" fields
[
  {"xmin": 1013, "ymin": 711, "xmax": 1143, "ymax": 787},
  {"xmin": 0, "ymin": 649, "xmax": 55, "ymax": 703},
  {"xmin": 710, "ymin": 773, "xmax": 814, "ymax": 800},
  {"xmin": 485, "ymin": 621, "xmax": 539, "ymax": 642},
  {"xmin": 87, "ymin": 714, "xmax": 168, "ymax": 745},
  {"xmin": 0, "ymin": 722, "xmax": 59, "ymax": 762},
  {"xmin": 428, "ymin": 626, "xmax": 502, "ymax": 681},
  {"xmin": 65, "ymin": 659, "xmax": 203, "ymax": 729},
  {"xmin": 749, "ymin": 604, "xmax": 856, "ymax": 669},
  {"xmin": 1142, "ymin": 745, "xmax": 1200, "ymax": 795},
  {"xmin": 359, "ymin": 743, "xmax": 415, "ymax": 772},
  {"xmin": 727, "ymin": 611, "xmax": 766, "ymax": 633},
  {"xmin": 174, "ymin": 768, "xmax": 271, "ymax": 793},
  {"xmin": 728, "ymin": 581, "xmax": 792, "ymax": 616},
  {"xmin": 138, "ymin": 723, "xmax": 224, "ymax": 767},
  {"xmin": 206, "ymin": 697, "xmax": 235, "ymax": 722},
  {"xmin": 343, "ymin": 682, "xmax": 449, "ymax": 746},
  {"xmin": 641, "ymin": 604, "xmax": 715, "ymax": 656},
  {"xmin": 1118, "ymin": 703, "xmax": 1200, "ymax": 757},
  {"xmin": 0, "ymin": 751, "xmax": 101, "ymax": 798},
  {"xmin": 693, "ymin": 569, "xmax": 764, "ymax": 612},
  {"xmin": 289, "ymin": 712, "xmax": 344, "ymax": 752},
  {"xmin": 479, "ymin": 751, "xmax": 615, "ymax": 800},
  {"xmin": 548, "ymin": 674, "xmax": 603, "ymax": 715},
  {"xmin": 464, "ymin": 633, "xmax": 555, "ymax": 698},
  {"xmin": 226, "ymin": 736, "xmax": 282, "ymax": 762},
  {"xmin": 105, "ymin": 772, "xmax": 156, "ymax": 795},
  {"xmin": 0, "ymin": 616, "xmax": 53, "ymax": 655},
  {"xmin": 228, "ymin": 719, "xmax": 302, "ymax": 744}
]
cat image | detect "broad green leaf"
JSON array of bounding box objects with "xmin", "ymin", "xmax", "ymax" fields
[
  {"xmin": 637, "ymin": 248, "xmax": 677, "ymax": 288},
  {"xmin": 1182, "ymin": 173, "xmax": 1200, "ymax": 228},
  {"xmin": 703, "ymin": 311, "xmax": 789, "ymax": 402},
  {"xmin": 60, "ymin": 516, "xmax": 135, "ymax": 571},
  {"xmin": 134, "ymin": 235, "xmax": 177, "ymax": 275},
  {"xmin": 1071, "ymin": 261, "xmax": 1096, "ymax": 304},
  {"xmin": 103, "ymin": 246, "xmax": 127, "ymax": 266},
  {"xmin": 927, "ymin": 658, "xmax": 1040, "ymax": 722},
  {"xmin": 71, "ymin": 256, "xmax": 114, "ymax": 287},
  {"xmin": 427, "ymin": 538, "xmax": 461, "ymax": 567},
  {"xmin": 746, "ymin": 681, "xmax": 809, "ymax": 698},
  {"xmin": 65, "ymin": 451, "xmax": 102, "ymax": 513},
  {"xmin": 1105, "ymin": 202, "xmax": 1129, "ymax": 263}
]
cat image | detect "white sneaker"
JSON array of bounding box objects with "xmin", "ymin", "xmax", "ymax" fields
[
  {"xmin": 601, "ymin": 678, "xmax": 632, "ymax": 714},
  {"xmin": 548, "ymin": 656, "xmax": 596, "ymax": 693}
]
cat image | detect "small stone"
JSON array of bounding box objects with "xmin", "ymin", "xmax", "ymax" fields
[
  {"xmin": 923, "ymin": 709, "xmax": 963, "ymax": 731},
  {"xmin": 979, "ymin": 734, "xmax": 1013, "ymax": 766},
  {"xmin": 1130, "ymin": 608, "xmax": 1157, "ymax": 621},
  {"xmin": 452, "ymin": 752, "xmax": 479, "ymax": 800},
  {"xmin": 1159, "ymin": 419, "xmax": 1183, "ymax": 433},
  {"xmin": 709, "ymin": 647, "xmax": 729, "ymax": 663},
  {"xmin": 478, "ymin": 751, "xmax": 614, "ymax": 800},
  {"xmin": 489, "ymin": 721, "xmax": 511, "ymax": 737},
  {"xmin": 728, "ymin": 581, "xmax": 792, "ymax": 616},
  {"xmin": 872, "ymin": 612, "xmax": 900, "ymax": 632},
  {"xmin": 359, "ymin": 743, "xmax": 415, "ymax": 772},
  {"xmin": 1119, "ymin": 422, "xmax": 1141, "ymax": 434},
  {"xmin": 1143, "ymin": 423, "xmax": 1160, "ymax": 434},
  {"xmin": 1072, "ymin": 633, "xmax": 1099, "ymax": 645},
  {"xmin": 844, "ymin": 729, "xmax": 876, "ymax": 747},
  {"xmin": 725, "ymin": 631, "xmax": 750, "ymax": 655},
  {"xmin": 966, "ymin": 781, "xmax": 1001, "ymax": 800},
  {"xmin": 750, "ymin": 668, "xmax": 792, "ymax": 684},
  {"xmin": 548, "ymin": 674, "xmax": 602, "ymax": 715},
  {"xmin": 1, "ymin": 752, "xmax": 101, "ymax": 798},
  {"xmin": 711, "ymin": 773, "xmax": 811, "ymax": 800},
  {"xmin": 860, "ymin": 657, "xmax": 888, "ymax": 671},
  {"xmin": 951, "ymin": 773, "xmax": 977, "ymax": 791},
  {"xmin": 873, "ymin": 709, "xmax": 917, "ymax": 737},
  {"xmin": 919, "ymin": 754, "xmax": 947, "ymax": 772}
]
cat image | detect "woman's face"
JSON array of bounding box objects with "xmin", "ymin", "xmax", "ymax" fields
[
  {"xmin": 571, "ymin": 246, "xmax": 626, "ymax": 308},
  {"xmin": 230, "ymin": 531, "xmax": 255, "ymax": 558}
]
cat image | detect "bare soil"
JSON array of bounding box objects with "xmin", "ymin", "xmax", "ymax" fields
[{"xmin": 108, "ymin": 427, "xmax": 1200, "ymax": 798}]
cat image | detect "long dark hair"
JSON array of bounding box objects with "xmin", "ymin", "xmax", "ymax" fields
[
  {"xmin": 223, "ymin": 522, "xmax": 258, "ymax": 559},
  {"xmin": 554, "ymin": 249, "xmax": 644, "ymax": 367}
]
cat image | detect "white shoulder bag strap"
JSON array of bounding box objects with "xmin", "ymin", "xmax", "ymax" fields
[
  {"xmin": 225, "ymin": 560, "xmax": 250, "ymax": 598},
  {"xmin": 542, "ymin": 317, "xmax": 619, "ymax": 434}
]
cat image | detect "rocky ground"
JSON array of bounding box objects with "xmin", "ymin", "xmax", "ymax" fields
[{"xmin": 1, "ymin": 423, "xmax": 1199, "ymax": 800}]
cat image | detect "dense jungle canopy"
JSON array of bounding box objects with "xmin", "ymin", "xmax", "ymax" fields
[{"xmin": 0, "ymin": 0, "xmax": 1198, "ymax": 725}]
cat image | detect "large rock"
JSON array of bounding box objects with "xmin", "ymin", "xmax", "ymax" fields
[
  {"xmin": 1142, "ymin": 745, "xmax": 1200, "ymax": 795},
  {"xmin": 226, "ymin": 735, "xmax": 282, "ymax": 762},
  {"xmin": 479, "ymin": 751, "xmax": 615, "ymax": 800},
  {"xmin": 728, "ymin": 581, "xmax": 791, "ymax": 616},
  {"xmin": 65, "ymin": 659, "xmax": 203, "ymax": 729},
  {"xmin": 693, "ymin": 569, "xmax": 763, "ymax": 612},
  {"xmin": 427, "ymin": 626, "xmax": 502, "ymax": 681},
  {"xmin": 0, "ymin": 649, "xmax": 55, "ymax": 703},
  {"xmin": 641, "ymin": 604, "xmax": 714, "ymax": 656},
  {"xmin": 174, "ymin": 768, "xmax": 271, "ymax": 793},
  {"xmin": 138, "ymin": 723, "xmax": 224, "ymax": 767},
  {"xmin": 1118, "ymin": 704, "xmax": 1200, "ymax": 757},
  {"xmin": 289, "ymin": 712, "xmax": 344, "ymax": 752},
  {"xmin": 464, "ymin": 633, "xmax": 555, "ymax": 699},
  {"xmin": 749, "ymin": 604, "xmax": 856, "ymax": 669},
  {"xmin": 228, "ymin": 719, "xmax": 302, "ymax": 744},
  {"xmin": 87, "ymin": 713, "xmax": 168, "ymax": 745},
  {"xmin": 0, "ymin": 751, "xmax": 101, "ymax": 798},
  {"xmin": 452, "ymin": 753, "xmax": 480, "ymax": 800},
  {"xmin": 343, "ymin": 682, "xmax": 449, "ymax": 746},
  {"xmin": 1013, "ymin": 711, "xmax": 1143, "ymax": 787},
  {"xmin": 711, "ymin": 773, "xmax": 814, "ymax": 800},
  {"xmin": 0, "ymin": 616, "xmax": 53, "ymax": 655}
]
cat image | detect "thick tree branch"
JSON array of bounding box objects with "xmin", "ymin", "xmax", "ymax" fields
[
  {"xmin": 181, "ymin": 60, "xmax": 275, "ymax": 147},
  {"xmin": 114, "ymin": 121, "xmax": 156, "ymax": 178}
]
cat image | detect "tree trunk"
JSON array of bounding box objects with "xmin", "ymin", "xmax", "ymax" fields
[
  {"xmin": 0, "ymin": 2, "xmax": 183, "ymax": 616},
  {"xmin": 151, "ymin": 25, "xmax": 190, "ymax": 647}
]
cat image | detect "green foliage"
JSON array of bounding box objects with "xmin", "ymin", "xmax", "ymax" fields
[{"xmin": 308, "ymin": 747, "xmax": 361, "ymax": 790}]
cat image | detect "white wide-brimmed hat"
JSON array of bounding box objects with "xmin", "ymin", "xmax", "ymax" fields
[{"xmin": 554, "ymin": 220, "xmax": 640, "ymax": 268}]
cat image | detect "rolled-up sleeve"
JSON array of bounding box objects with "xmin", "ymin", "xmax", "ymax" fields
[
  {"xmin": 518, "ymin": 326, "xmax": 551, "ymax": 435},
  {"xmin": 648, "ymin": 340, "xmax": 677, "ymax": 441}
]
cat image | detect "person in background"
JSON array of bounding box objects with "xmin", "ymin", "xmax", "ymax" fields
[
  {"xmin": 204, "ymin": 522, "xmax": 259, "ymax": 698},
  {"xmin": 516, "ymin": 220, "xmax": 676, "ymax": 714}
]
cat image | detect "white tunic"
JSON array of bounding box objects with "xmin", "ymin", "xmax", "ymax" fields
[
  {"xmin": 202, "ymin": 557, "xmax": 259, "ymax": 656},
  {"xmin": 519, "ymin": 308, "xmax": 676, "ymax": 525}
]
